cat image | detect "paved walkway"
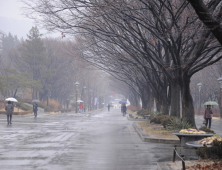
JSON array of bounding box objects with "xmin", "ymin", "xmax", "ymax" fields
[
  {"xmin": 195, "ymin": 115, "xmax": 222, "ymax": 136},
  {"xmin": 0, "ymin": 108, "xmax": 176, "ymax": 170}
]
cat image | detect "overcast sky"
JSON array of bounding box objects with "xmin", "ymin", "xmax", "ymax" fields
[{"xmin": 0, "ymin": 0, "xmax": 60, "ymax": 39}]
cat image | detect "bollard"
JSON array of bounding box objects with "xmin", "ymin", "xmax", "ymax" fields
[{"xmin": 173, "ymin": 145, "xmax": 176, "ymax": 162}]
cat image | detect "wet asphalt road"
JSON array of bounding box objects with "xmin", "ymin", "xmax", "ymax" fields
[{"xmin": 0, "ymin": 108, "xmax": 174, "ymax": 170}]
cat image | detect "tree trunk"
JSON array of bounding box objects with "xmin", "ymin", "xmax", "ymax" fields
[
  {"xmin": 170, "ymin": 79, "xmax": 180, "ymax": 118},
  {"xmin": 148, "ymin": 91, "xmax": 154, "ymax": 112},
  {"xmin": 13, "ymin": 87, "xmax": 18, "ymax": 98},
  {"xmin": 141, "ymin": 96, "xmax": 148, "ymax": 110},
  {"xmin": 136, "ymin": 94, "xmax": 141, "ymax": 110},
  {"xmin": 162, "ymin": 100, "xmax": 169, "ymax": 115},
  {"xmin": 219, "ymin": 89, "xmax": 222, "ymax": 118},
  {"xmin": 181, "ymin": 75, "xmax": 196, "ymax": 128}
]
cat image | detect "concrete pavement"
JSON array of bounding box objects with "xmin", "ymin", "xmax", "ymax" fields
[{"xmin": 0, "ymin": 108, "xmax": 177, "ymax": 170}]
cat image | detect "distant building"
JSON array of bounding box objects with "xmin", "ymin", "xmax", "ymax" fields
[{"xmin": 0, "ymin": 30, "xmax": 6, "ymax": 55}]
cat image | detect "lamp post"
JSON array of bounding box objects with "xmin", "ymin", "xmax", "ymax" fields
[
  {"xmin": 197, "ymin": 82, "xmax": 202, "ymax": 115},
  {"xmin": 75, "ymin": 82, "xmax": 79, "ymax": 113},
  {"xmin": 83, "ymin": 86, "xmax": 86, "ymax": 112},
  {"xmin": 217, "ymin": 77, "xmax": 222, "ymax": 118},
  {"xmin": 90, "ymin": 89, "xmax": 92, "ymax": 111},
  {"xmin": 66, "ymin": 99, "xmax": 69, "ymax": 112}
]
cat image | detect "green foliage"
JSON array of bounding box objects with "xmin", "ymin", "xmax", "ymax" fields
[
  {"xmin": 166, "ymin": 117, "xmax": 193, "ymax": 131},
  {"xmin": 199, "ymin": 126, "xmax": 215, "ymax": 134},
  {"xmin": 16, "ymin": 102, "xmax": 32, "ymax": 111},
  {"xmin": 150, "ymin": 115, "xmax": 171, "ymax": 128},
  {"xmin": 161, "ymin": 116, "xmax": 172, "ymax": 128},
  {"xmin": 0, "ymin": 69, "xmax": 42, "ymax": 97},
  {"xmin": 196, "ymin": 140, "xmax": 222, "ymax": 159},
  {"xmin": 149, "ymin": 111, "xmax": 162, "ymax": 120},
  {"xmin": 2, "ymin": 32, "xmax": 19, "ymax": 52},
  {"xmin": 137, "ymin": 109, "xmax": 150, "ymax": 116}
]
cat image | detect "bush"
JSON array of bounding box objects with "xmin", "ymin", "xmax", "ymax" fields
[
  {"xmin": 16, "ymin": 102, "xmax": 32, "ymax": 111},
  {"xmin": 44, "ymin": 100, "xmax": 61, "ymax": 111},
  {"xmin": 149, "ymin": 111, "xmax": 162, "ymax": 120},
  {"xmin": 150, "ymin": 115, "xmax": 169, "ymax": 124},
  {"xmin": 137, "ymin": 109, "xmax": 150, "ymax": 116},
  {"xmin": 199, "ymin": 126, "xmax": 215, "ymax": 134},
  {"xmin": 196, "ymin": 140, "xmax": 222, "ymax": 159},
  {"xmin": 137, "ymin": 109, "xmax": 145, "ymax": 115},
  {"xmin": 166, "ymin": 117, "xmax": 193, "ymax": 131},
  {"xmin": 161, "ymin": 116, "xmax": 172, "ymax": 128}
]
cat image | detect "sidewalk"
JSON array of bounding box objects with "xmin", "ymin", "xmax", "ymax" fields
[{"xmin": 195, "ymin": 115, "xmax": 222, "ymax": 136}]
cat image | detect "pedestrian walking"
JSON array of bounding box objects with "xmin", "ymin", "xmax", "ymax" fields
[
  {"xmin": 122, "ymin": 104, "xmax": 127, "ymax": 116},
  {"xmin": 107, "ymin": 104, "xmax": 111, "ymax": 112},
  {"xmin": 5, "ymin": 101, "xmax": 14, "ymax": 124},
  {"xmin": 33, "ymin": 102, "xmax": 38, "ymax": 117},
  {"xmin": 79, "ymin": 102, "xmax": 83, "ymax": 114},
  {"xmin": 204, "ymin": 105, "xmax": 213, "ymax": 129}
]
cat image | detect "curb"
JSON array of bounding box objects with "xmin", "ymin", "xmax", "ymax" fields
[
  {"xmin": 133, "ymin": 122, "xmax": 180, "ymax": 144},
  {"xmin": 127, "ymin": 114, "xmax": 148, "ymax": 121},
  {"xmin": 157, "ymin": 162, "xmax": 176, "ymax": 170}
]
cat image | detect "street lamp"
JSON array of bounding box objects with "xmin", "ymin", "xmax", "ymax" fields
[
  {"xmin": 83, "ymin": 86, "xmax": 86, "ymax": 112},
  {"xmin": 217, "ymin": 77, "xmax": 222, "ymax": 118},
  {"xmin": 197, "ymin": 82, "xmax": 203, "ymax": 115},
  {"xmin": 75, "ymin": 82, "xmax": 79, "ymax": 113},
  {"xmin": 67, "ymin": 99, "xmax": 69, "ymax": 112}
]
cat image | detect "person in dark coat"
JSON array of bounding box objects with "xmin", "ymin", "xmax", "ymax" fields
[
  {"xmin": 204, "ymin": 105, "xmax": 213, "ymax": 129},
  {"xmin": 107, "ymin": 104, "xmax": 111, "ymax": 112},
  {"xmin": 122, "ymin": 104, "xmax": 127, "ymax": 116},
  {"xmin": 5, "ymin": 101, "xmax": 14, "ymax": 124},
  {"xmin": 33, "ymin": 102, "xmax": 38, "ymax": 117}
]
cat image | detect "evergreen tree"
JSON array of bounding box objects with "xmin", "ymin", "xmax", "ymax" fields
[{"xmin": 19, "ymin": 26, "xmax": 48, "ymax": 99}]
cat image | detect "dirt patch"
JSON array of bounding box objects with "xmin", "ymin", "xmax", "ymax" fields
[{"xmin": 138, "ymin": 121, "xmax": 178, "ymax": 140}]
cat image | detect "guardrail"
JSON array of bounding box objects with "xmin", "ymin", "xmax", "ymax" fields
[{"xmin": 173, "ymin": 146, "xmax": 185, "ymax": 170}]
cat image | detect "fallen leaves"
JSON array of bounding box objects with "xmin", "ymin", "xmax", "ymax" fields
[{"xmin": 186, "ymin": 162, "xmax": 222, "ymax": 170}]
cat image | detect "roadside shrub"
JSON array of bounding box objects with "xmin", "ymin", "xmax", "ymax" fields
[
  {"xmin": 34, "ymin": 102, "xmax": 52, "ymax": 112},
  {"xmin": 137, "ymin": 109, "xmax": 145, "ymax": 115},
  {"xmin": 0, "ymin": 101, "xmax": 4, "ymax": 110},
  {"xmin": 44, "ymin": 100, "xmax": 61, "ymax": 111},
  {"xmin": 16, "ymin": 102, "xmax": 32, "ymax": 111},
  {"xmin": 150, "ymin": 115, "xmax": 169, "ymax": 124},
  {"xmin": 149, "ymin": 111, "xmax": 162, "ymax": 120},
  {"xmin": 166, "ymin": 117, "xmax": 193, "ymax": 131},
  {"xmin": 196, "ymin": 140, "xmax": 222, "ymax": 159},
  {"xmin": 199, "ymin": 126, "xmax": 215, "ymax": 134},
  {"xmin": 161, "ymin": 116, "xmax": 172, "ymax": 128},
  {"xmin": 137, "ymin": 109, "xmax": 150, "ymax": 116}
]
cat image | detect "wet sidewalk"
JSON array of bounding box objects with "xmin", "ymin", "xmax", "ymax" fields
[{"xmin": 0, "ymin": 108, "xmax": 175, "ymax": 170}]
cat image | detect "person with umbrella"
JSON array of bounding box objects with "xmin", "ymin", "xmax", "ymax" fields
[
  {"xmin": 33, "ymin": 102, "xmax": 38, "ymax": 117},
  {"xmin": 5, "ymin": 101, "xmax": 14, "ymax": 124},
  {"xmin": 122, "ymin": 103, "xmax": 127, "ymax": 116},
  {"xmin": 204, "ymin": 105, "xmax": 213, "ymax": 129}
]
